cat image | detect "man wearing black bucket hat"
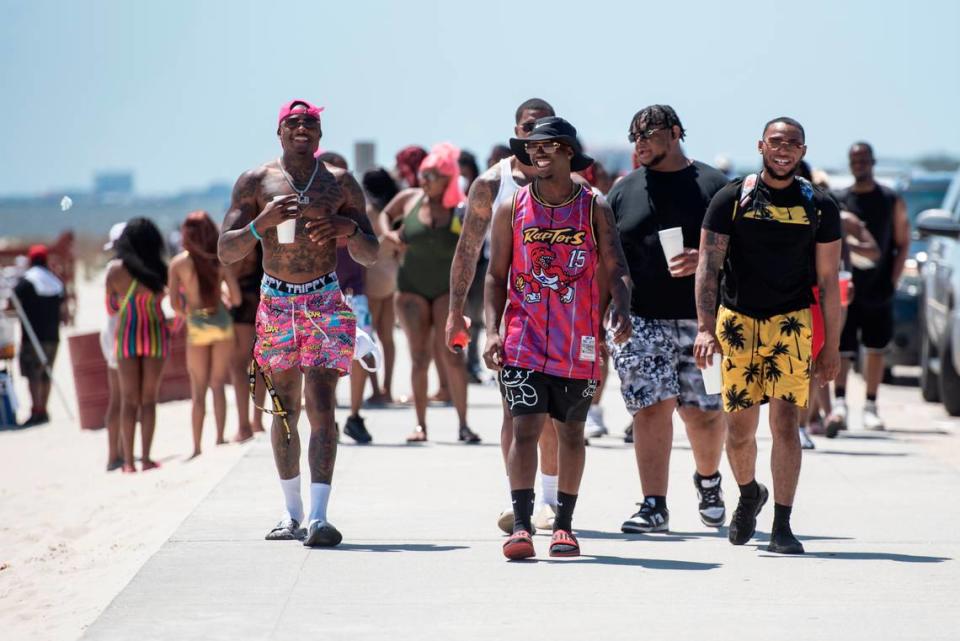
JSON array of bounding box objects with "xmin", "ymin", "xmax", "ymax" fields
[
  {"xmin": 484, "ymin": 116, "xmax": 632, "ymax": 559},
  {"xmin": 448, "ymin": 99, "xmax": 578, "ymax": 536}
]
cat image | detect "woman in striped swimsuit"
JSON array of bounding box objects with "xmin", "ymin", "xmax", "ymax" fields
[{"xmin": 105, "ymin": 217, "xmax": 170, "ymax": 473}]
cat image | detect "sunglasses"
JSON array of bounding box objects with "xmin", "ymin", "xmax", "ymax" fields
[
  {"xmin": 418, "ymin": 170, "xmax": 445, "ymax": 182},
  {"xmin": 628, "ymin": 126, "xmax": 667, "ymax": 143},
  {"xmin": 523, "ymin": 141, "xmax": 564, "ymax": 154},
  {"xmin": 282, "ymin": 117, "xmax": 321, "ymax": 130},
  {"xmin": 762, "ymin": 138, "xmax": 804, "ymax": 151},
  {"xmin": 520, "ymin": 121, "xmax": 537, "ymax": 133}
]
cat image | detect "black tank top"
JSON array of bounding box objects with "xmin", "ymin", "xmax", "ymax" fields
[{"xmin": 835, "ymin": 184, "xmax": 897, "ymax": 305}]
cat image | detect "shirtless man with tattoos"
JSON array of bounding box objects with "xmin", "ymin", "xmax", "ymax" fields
[
  {"xmin": 218, "ymin": 100, "xmax": 378, "ymax": 547},
  {"xmin": 445, "ymin": 98, "xmax": 569, "ymax": 534}
]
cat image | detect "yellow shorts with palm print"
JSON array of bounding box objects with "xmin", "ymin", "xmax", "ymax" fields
[{"xmin": 716, "ymin": 306, "xmax": 813, "ymax": 412}]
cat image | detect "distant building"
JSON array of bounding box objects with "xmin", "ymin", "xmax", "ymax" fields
[{"xmin": 94, "ymin": 172, "xmax": 134, "ymax": 199}]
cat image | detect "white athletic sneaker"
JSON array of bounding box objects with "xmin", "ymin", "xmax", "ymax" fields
[
  {"xmin": 799, "ymin": 426, "xmax": 816, "ymax": 450},
  {"xmin": 585, "ymin": 406, "xmax": 607, "ymax": 438},
  {"xmin": 863, "ymin": 401, "xmax": 885, "ymax": 431},
  {"xmin": 497, "ymin": 509, "xmax": 514, "ymax": 534},
  {"xmin": 532, "ymin": 503, "xmax": 556, "ymax": 531},
  {"xmin": 825, "ymin": 399, "xmax": 847, "ymax": 439}
]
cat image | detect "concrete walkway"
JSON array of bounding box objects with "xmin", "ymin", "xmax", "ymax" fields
[{"xmin": 82, "ymin": 369, "xmax": 959, "ymax": 641}]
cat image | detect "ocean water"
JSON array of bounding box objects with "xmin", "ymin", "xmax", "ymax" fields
[{"xmin": 0, "ymin": 193, "xmax": 231, "ymax": 243}]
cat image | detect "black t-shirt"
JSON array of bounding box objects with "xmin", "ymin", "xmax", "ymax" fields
[
  {"xmin": 14, "ymin": 278, "xmax": 63, "ymax": 342},
  {"xmin": 607, "ymin": 161, "xmax": 729, "ymax": 319},
  {"xmin": 703, "ymin": 177, "xmax": 842, "ymax": 318},
  {"xmin": 832, "ymin": 184, "xmax": 898, "ymax": 305}
]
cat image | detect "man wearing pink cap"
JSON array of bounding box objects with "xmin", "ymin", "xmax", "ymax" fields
[{"xmin": 218, "ymin": 99, "xmax": 379, "ymax": 547}]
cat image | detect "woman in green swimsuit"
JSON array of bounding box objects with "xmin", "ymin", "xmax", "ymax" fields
[{"xmin": 381, "ymin": 143, "xmax": 479, "ymax": 444}]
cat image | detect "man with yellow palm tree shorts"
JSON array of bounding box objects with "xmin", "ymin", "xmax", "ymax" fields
[
  {"xmin": 715, "ymin": 306, "xmax": 814, "ymax": 409},
  {"xmin": 693, "ymin": 118, "xmax": 842, "ymax": 556}
]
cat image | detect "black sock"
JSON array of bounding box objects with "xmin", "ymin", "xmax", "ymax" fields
[
  {"xmin": 835, "ymin": 387, "xmax": 846, "ymax": 399},
  {"xmin": 739, "ymin": 480, "xmax": 760, "ymax": 499},
  {"xmin": 511, "ymin": 489, "xmax": 535, "ymax": 534},
  {"xmin": 773, "ymin": 503, "xmax": 792, "ymax": 530},
  {"xmin": 643, "ymin": 495, "xmax": 667, "ymax": 510},
  {"xmin": 554, "ymin": 491, "xmax": 578, "ymax": 532},
  {"xmin": 866, "ymin": 393, "xmax": 877, "ymax": 402}
]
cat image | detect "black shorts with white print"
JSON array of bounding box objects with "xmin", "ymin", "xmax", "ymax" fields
[{"xmin": 498, "ymin": 366, "xmax": 597, "ymax": 423}]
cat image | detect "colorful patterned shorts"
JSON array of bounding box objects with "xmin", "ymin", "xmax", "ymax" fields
[
  {"xmin": 254, "ymin": 273, "xmax": 355, "ymax": 375},
  {"xmin": 716, "ymin": 305, "xmax": 812, "ymax": 411}
]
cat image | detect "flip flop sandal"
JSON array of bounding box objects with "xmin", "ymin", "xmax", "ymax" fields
[
  {"xmin": 303, "ymin": 521, "xmax": 343, "ymax": 548},
  {"xmin": 458, "ymin": 426, "xmax": 481, "ymax": 444},
  {"xmin": 265, "ymin": 519, "xmax": 304, "ymax": 541},
  {"xmin": 549, "ymin": 529, "xmax": 580, "ymax": 557},
  {"xmin": 406, "ymin": 426, "xmax": 428, "ymax": 443},
  {"xmin": 503, "ymin": 530, "xmax": 536, "ymax": 560}
]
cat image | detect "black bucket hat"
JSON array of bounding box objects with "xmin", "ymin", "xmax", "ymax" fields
[{"xmin": 509, "ymin": 116, "xmax": 594, "ymax": 172}]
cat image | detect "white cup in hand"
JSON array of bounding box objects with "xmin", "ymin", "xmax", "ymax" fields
[
  {"xmin": 701, "ymin": 356, "xmax": 723, "ymax": 396},
  {"xmin": 276, "ymin": 218, "xmax": 297, "ymax": 244},
  {"xmin": 658, "ymin": 227, "xmax": 684, "ymax": 264}
]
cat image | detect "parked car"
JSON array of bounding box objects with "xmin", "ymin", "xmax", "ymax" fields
[
  {"xmin": 918, "ymin": 168, "xmax": 960, "ymax": 415},
  {"xmin": 889, "ymin": 172, "xmax": 954, "ymax": 369}
]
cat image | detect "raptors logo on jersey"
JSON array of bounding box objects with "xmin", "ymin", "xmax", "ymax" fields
[
  {"xmin": 514, "ymin": 245, "xmax": 585, "ymax": 304},
  {"xmin": 502, "ymin": 183, "xmax": 601, "ymax": 380}
]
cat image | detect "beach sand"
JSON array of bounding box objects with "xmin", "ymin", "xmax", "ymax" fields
[{"xmin": 0, "ymin": 270, "xmax": 256, "ymax": 641}]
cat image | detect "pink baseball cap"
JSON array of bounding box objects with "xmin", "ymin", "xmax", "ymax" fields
[{"xmin": 277, "ymin": 99, "xmax": 324, "ymax": 126}]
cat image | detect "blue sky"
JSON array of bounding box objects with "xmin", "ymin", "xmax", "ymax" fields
[{"xmin": 1, "ymin": 0, "xmax": 958, "ymax": 196}]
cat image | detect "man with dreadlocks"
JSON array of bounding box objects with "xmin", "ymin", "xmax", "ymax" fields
[
  {"xmin": 218, "ymin": 99, "xmax": 379, "ymax": 547},
  {"xmin": 694, "ymin": 116, "xmax": 842, "ymax": 554},
  {"xmin": 605, "ymin": 105, "xmax": 731, "ymax": 536}
]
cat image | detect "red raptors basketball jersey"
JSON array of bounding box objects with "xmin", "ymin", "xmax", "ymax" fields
[{"xmin": 502, "ymin": 183, "xmax": 601, "ymax": 380}]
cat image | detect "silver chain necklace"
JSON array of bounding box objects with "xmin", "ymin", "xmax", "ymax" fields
[{"xmin": 277, "ymin": 157, "xmax": 320, "ymax": 205}]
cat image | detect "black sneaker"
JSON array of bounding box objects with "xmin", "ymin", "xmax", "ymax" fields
[
  {"xmin": 767, "ymin": 524, "xmax": 805, "ymax": 554},
  {"xmin": 694, "ymin": 472, "xmax": 726, "ymax": 527},
  {"xmin": 344, "ymin": 415, "xmax": 372, "ymax": 444},
  {"xmin": 621, "ymin": 499, "xmax": 669, "ymax": 533},
  {"xmin": 728, "ymin": 483, "xmax": 769, "ymax": 545},
  {"xmin": 458, "ymin": 425, "xmax": 481, "ymax": 443}
]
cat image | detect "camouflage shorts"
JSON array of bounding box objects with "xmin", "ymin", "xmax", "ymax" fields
[{"xmin": 607, "ymin": 316, "xmax": 721, "ymax": 415}]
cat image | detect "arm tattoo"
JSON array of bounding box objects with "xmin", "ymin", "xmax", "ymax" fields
[
  {"xmin": 338, "ymin": 171, "xmax": 379, "ymax": 266},
  {"xmin": 594, "ymin": 199, "xmax": 632, "ymax": 307},
  {"xmin": 449, "ymin": 177, "xmax": 496, "ymax": 313},
  {"xmin": 218, "ymin": 170, "xmax": 263, "ymax": 265},
  {"xmin": 695, "ymin": 230, "xmax": 729, "ymax": 329}
]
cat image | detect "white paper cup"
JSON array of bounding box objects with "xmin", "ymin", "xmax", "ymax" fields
[
  {"xmin": 701, "ymin": 357, "xmax": 723, "ymax": 396},
  {"xmin": 658, "ymin": 227, "xmax": 684, "ymax": 263},
  {"xmin": 276, "ymin": 218, "xmax": 297, "ymax": 244}
]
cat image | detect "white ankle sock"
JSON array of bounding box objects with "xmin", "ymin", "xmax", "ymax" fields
[
  {"xmin": 308, "ymin": 483, "xmax": 331, "ymax": 526},
  {"xmin": 541, "ymin": 474, "xmax": 558, "ymax": 507},
  {"xmin": 280, "ymin": 475, "xmax": 304, "ymax": 523}
]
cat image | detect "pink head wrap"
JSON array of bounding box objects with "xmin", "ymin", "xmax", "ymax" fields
[
  {"xmin": 277, "ymin": 99, "xmax": 324, "ymax": 127},
  {"xmin": 419, "ymin": 142, "xmax": 466, "ymax": 209}
]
